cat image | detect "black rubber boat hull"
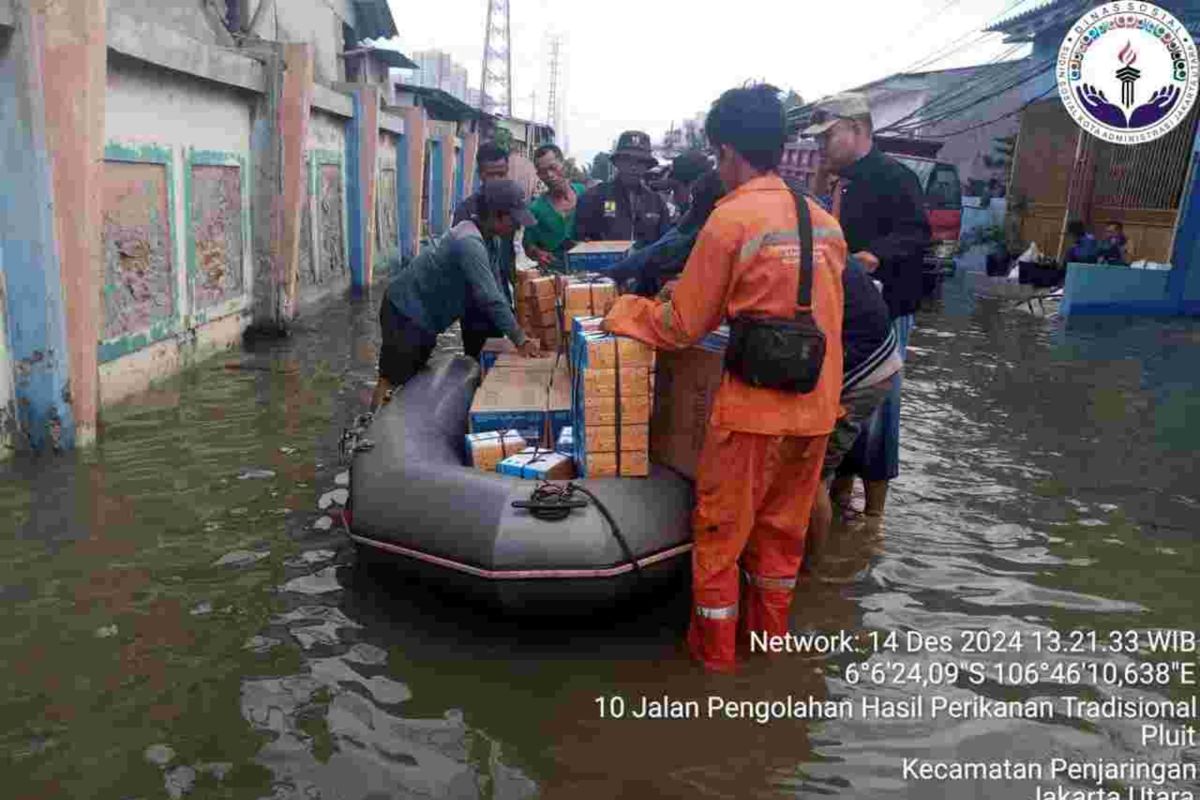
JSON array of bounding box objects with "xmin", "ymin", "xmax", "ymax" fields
[{"xmin": 346, "ymin": 354, "xmax": 694, "ymax": 615}]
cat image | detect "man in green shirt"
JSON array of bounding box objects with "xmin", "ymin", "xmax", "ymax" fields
[
  {"xmin": 523, "ymin": 144, "xmax": 586, "ymax": 271},
  {"xmin": 372, "ymin": 180, "xmax": 542, "ymax": 410}
]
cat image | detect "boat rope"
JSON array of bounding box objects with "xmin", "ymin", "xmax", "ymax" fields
[{"xmin": 514, "ymin": 481, "xmax": 642, "ymax": 577}]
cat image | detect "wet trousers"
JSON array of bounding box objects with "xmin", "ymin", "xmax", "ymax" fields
[
  {"xmin": 836, "ymin": 313, "xmax": 914, "ymax": 482},
  {"xmin": 687, "ymin": 427, "xmax": 829, "ymax": 673}
]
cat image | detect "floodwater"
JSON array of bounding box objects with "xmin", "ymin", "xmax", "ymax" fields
[{"xmin": 1, "ymin": 272, "xmax": 1198, "ymax": 799}]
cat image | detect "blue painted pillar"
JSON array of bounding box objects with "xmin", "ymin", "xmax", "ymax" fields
[
  {"xmin": 1169, "ymin": 123, "xmax": 1200, "ymax": 316},
  {"xmin": 395, "ymin": 132, "xmax": 410, "ymax": 265},
  {"xmin": 428, "ymin": 140, "xmax": 444, "ymax": 236},
  {"xmin": 346, "ymin": 86, "xmax": 379, "ymax": 292},
  {"xmin": 0, "ymin": 11, "xmax": 77, "ymax": 451},
  {"xmin": 455, "ymin": 144, "xmax": 465, "ymax": 208}
]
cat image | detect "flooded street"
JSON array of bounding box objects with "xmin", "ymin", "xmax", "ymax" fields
[{"xmin": 2, "ymin": 273, "xmax": 1198, "ymax": 799}]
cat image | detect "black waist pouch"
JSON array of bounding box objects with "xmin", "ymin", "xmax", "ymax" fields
[{"xmin": 723, "ymin": 186, "xmax": 826, "ymax": 393}]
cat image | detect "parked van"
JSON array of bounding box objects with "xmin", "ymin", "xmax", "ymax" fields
[{"xmin": 891, "ymin": 155, "xmax": 963, "ymax": 295}]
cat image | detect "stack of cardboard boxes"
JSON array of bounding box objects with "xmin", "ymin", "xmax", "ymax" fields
[
  {"xmin": 468, "ymin": 355, "xmax": 571, "ymax": 455},
  {"xmin": 569, "ymin": 317, "xmax": 655, "ymax": 477},
  {"xmin": 463, "ymin": 241, "xmax": 726, "ymax": 484},
  {"xmin": 559, "ymin": 276, "xmax": 616, "ymax": 336}
]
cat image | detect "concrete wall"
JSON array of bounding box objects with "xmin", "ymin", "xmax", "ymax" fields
[
  {"xmin": 377, "ymin": 129, "xmax": 399, "ymax": 263},
  {"xmin": 101, "ymin": 55, "xmax": 254, "ymax": 406},
  {"xmin": 264, "ymin": 0, "xmax": 352, "ymax": 85},
  {"xmin": 108, "ymin": 0, "xmax": 231, "ymax": 46},
  {"xmin": 300, "ymin": 108, "xmax": 349, "ymax": 304},
  {"xmin": 0, "ymin": 268, "xmax": 14, "ymax": 459}
]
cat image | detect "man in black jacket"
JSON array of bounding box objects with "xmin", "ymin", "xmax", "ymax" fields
[
  {"xmin": 576, "ymin": 130, "xmax": 669, "ymax": 244},
  {"xmin": 803, "ymin": 92, "xmax": 930, "ymax": 518}
]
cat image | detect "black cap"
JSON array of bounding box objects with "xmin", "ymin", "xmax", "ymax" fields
[
  {"xmin": 671, "ymin": 150, "xmax": 711, "ymax": 183},
  {"xmin": 479, "ymin": 179, "xmax": 536, "ymax": 227}
]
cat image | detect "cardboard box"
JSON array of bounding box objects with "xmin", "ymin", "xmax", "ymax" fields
[
  {"xmin": 498, "ymin": 447, "xmax": 576, "ymax": 480},
  {"xmin": 465, "ymin": 429, "xmax": 527, "ymax": 471},
  {"xmin": 583, "ymin": 424, "xmax": 649, "ymax": 453},
  {"xmin": 480, "ymin": 338, "xmax": 518, "ymax": 373},
  {"xmin": 580, "ymin": 451, "xmax": 649, "ymax": 478},
  {"xmin": 583, "ymin": 393, "xmax": 651, "ymax": 425},
  {"xmin": 561, "ymin": 277, "xmax": 617, "ymax": 331},
  {"xmin": 566, "ymin": 241, "xmax": 633, "ymax": 273},
  {"xmin": 581, "ymin": 367, "xmax": 652, "ymax": 398},
  {"xmin": 528, "ymin": 275, "xmax": 557, "ymax": 301},
  {"xmin": 555, "ymin": 426, "xmax": 573, "ymax": 456},
  {"xmin": 470, "ymin": 361, "xmax": 572, "ymax": 446},
  {"xmin": 649, "ymin": 327, "xmax": 728, "ymax": 480},
  {"xmin": 490, "ymin": 352, "xmax": 557, "ymax": 372},
  {"xmin": 570, "ymin": 321, "xmax": 656, "ymax": 478},
  {"xmin": 531, "ymin": 303, "xmax": 560, "ymax": 329}
]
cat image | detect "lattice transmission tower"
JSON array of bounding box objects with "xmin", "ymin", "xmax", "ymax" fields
[
  {"xmin": 546, "ymin": 34, "xmax": 562, "ymax": 135},
  {"xmin": 480, "ymin": 0, "xmax": 513, "ymax": 117}
]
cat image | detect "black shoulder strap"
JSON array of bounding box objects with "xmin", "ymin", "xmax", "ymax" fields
[{"xmin": 790, "ymin": 186, "xmax": 815, "ymax": 311}]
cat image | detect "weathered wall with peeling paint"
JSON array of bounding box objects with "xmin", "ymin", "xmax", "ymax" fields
[
  {"xmin": 298, "ymin": 107, "xmax": 349, "ymax": 304},
  {"xmin": 376, "ymin": 130, "xmax": 398, "ymax": 262},
  {"xmin": 108, "ymin": 0, "xmax": 231, "ymax": 47},
  {"xmin": 190, "ymin": 164, "xmax": 244, "ymax": 310},
  {"xmin": 306, "ymin": 109, "xmax": 346, "ymax": 153},
  {"xmin": 107, "ymin": 57, "xmax": 251, "ymax": 153},
  {"xmin": 100, "ymin": 160, "xmax": 175, "ymax": 341},
  {"xmin": 101, "ymin": 55, "xmax": 253, "ymax": 404},
  {"xmin": 316, "ymin": 162, "xmax": 347, "ymax": 284},
  {"xmin": 0, "ymin": 267, "xmax": 15, "ymax": 460}
]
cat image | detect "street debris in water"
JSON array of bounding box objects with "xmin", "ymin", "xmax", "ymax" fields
[
  {"xmin": 237, "ymin": 468, "xmax": 276, "ymax": 480},
  {"xmin": 312, "ymin": 516, "xmax": 333, "ymax": 531},
  {"xmin": 334, "ymin": 471, "xmax": 349, "ymax": 486},
  {"xmin": 213, "ymin": 550, "xmax": 270, "ymax": 568},
  {"xmin": 317, "ymin": 488, "xmax": 348, "ymax": 509},
  {"xmin": 144, "ymin": 743, "xmax": 175, "ymax": 766},
  {"xmin": 281, "ymin": 567, "xmax": 342, "ymax": 595},
  {"xmin": 164, "ymin": 764, "xmax": 196, "ymax": 799}
]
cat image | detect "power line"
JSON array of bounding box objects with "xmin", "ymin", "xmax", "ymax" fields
[
  {"xmin": 874, "ymin": 43, "xmax": 1031, "ymax": 134},
  {"xmin": 894, "ymin": 0, "xmax": 1032, "ymax": 75},
  {"xmin": 880, "ymin": 53, "xmax": 1052, "ymax": 134},
  {"xmin": 908, "ymin": 83, "xmax": 1058, "ymax": 139}
]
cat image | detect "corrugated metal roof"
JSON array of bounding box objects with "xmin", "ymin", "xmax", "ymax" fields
[
  {"xmin": 353, "ymin": 0, "xmax": 398, "ymax": 40},
  {"xmin": 344, "ymin": 45, "xmax": 417, "ymax": 70}
]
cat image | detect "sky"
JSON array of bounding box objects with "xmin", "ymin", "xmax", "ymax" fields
[{"xmin": 382, "ymin": 0, "xmax": 1040, "ymax": 165}]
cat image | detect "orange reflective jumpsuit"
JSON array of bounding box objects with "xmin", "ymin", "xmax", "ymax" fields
[{"xmin": 603, "ymin": 174, "xmax": 846, "ymax": 672}]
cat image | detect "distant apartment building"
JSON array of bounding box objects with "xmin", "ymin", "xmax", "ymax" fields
[{"xmin": 407, "ymin": 49, "xmax": 470, "ymax": 103}]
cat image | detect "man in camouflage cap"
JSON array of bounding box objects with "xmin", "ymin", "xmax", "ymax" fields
[{"xmin": 576, "ymin": 130, "xmax": 670, "ymax": 244}]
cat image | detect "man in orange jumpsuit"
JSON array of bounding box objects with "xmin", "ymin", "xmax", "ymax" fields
[{"xmin": 602, "ymin": 84, "xmax": 847, "ymax": 673}]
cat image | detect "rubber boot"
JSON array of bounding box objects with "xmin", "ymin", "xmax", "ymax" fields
[
  {"xmin": 741, "ymin": 584, "xmax": 795, "ymax": 645},
  {"xmin": 802, "ymin": 489, "xmax": 833, "ymax": 573},
  {"xmin": 687, "ymin": 615, "xmax": 738, "ymax": 674},
  {"xmin": 864, "ymin": 480, "xmax": 890, "ymax": 518},
  {"xmin": 829, "ymin": 475, "xmax": 856, "ymax": 514}
]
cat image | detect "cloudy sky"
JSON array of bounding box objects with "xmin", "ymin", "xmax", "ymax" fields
[{"xmin": 383, "ymin": 0, "xmax": 1039, "ymax": 164}]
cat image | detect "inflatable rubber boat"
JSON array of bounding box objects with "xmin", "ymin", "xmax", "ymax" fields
[{"xmin": 341, "ymin": 355, "xmax": 694, "ymax": 615}]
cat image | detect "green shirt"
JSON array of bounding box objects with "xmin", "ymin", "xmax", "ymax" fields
[{"xmin": 523, "ymin": 182, "xmax": 586, "ymax": 267}]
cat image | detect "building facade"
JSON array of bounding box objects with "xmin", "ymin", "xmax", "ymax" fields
[
  {"xmin": 988, "ymin": 0, "xmax": 1200, "ymax": 316},
  {"xmin": 0, "ymin": 0, "xmax": 488, "ymax": 457}
]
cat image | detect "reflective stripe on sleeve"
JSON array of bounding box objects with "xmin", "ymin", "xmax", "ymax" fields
[{"xmin": 695, "ymin": 603, "xmax": 738, "ymax": 620}]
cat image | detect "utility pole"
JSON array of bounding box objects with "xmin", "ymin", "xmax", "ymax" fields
[
  {"xmin": 546, "ymin": 34, "xmax": 561, "ymax": 137},
  {"xmin": 480, "ymin": 0, "xmax": 513, "ymax": 117}
]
